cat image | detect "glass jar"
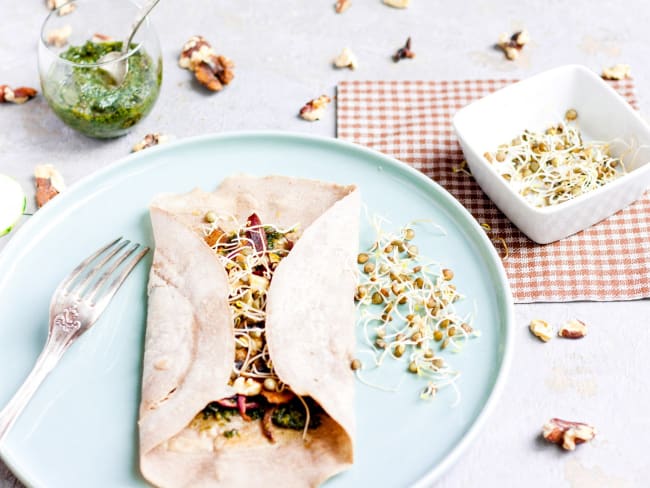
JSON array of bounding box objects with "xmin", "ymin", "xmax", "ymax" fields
[{"xmin": 38, "ymin": 0, "xmax": 162, "ymax": 139}]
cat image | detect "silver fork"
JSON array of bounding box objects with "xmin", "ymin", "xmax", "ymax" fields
[{"xmin": 0, "ymin": 237, "xmax": 149, "ymax": 444}]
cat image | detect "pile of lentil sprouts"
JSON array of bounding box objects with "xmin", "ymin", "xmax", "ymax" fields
[
  {"xmin": 484, "ymin": 109, "xmax": 626, "ymax": 208},
  {"xmin": 353, "ymin": 218, "xmax": 479, "ymax": 401}
]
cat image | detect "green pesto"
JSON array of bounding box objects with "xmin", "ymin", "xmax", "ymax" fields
[
  {"xmin": 222, "ymin": 429, "xmax": 239, "ymax": 439},
  {"xmin": 201, "ymin": 402, "xmax": 234, "ymax": 423},
  {"xmin": 271, "ymin": 399, "xmax": 321, "ymax": 430},
  {"xmin": 44, "ymin": 41, "xmax": 161, "ymax": 138},
  {"xmin": 201, "ymin": 397, "xmax": 321, "ymax": 431},
  {"xmin": 201, "ymin": 402, "xmax": 264, "ymax": 422}
]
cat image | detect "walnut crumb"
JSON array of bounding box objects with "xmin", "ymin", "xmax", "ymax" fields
[
  {"xmin": 335, "ymin": 0, "xmax": 351, "ymax": 13},
  {"xmin": 0, "ymin": 85, "xmax": 38, "ymax": 104},
  {"xmin": 529, "ymin": 319, "xmax": 553, "ymax": 342},
  {"xmin": 497, "ymin": 30, "xmax": 530, "ymax": 60},
  {"xmin": 334, "ymin": 47, "xmax": 358, "ymax": 69},
  {"xmin": 393, "ymin": 37, "xmax": 415, "ymax": 62},
  {"xmin": 299, "ymin": 95, "xmax": 331, "ymax": 121},
  {"xmin": 91, "ymin": 33, "xmax": 114, "ymax": 43},
  {"xmin": 601, "ymin": 64, "xmax": 631, "ymax": 80},
  {"xmin": 34, "ymin": 164, "xmax": 65, "ymax": 208},
  {"xmin": 558, "ymin": 319, "xmax": 587, "ymax": 339},
  {"xmin": 542, "ymin": 418, "xmax": 596, "ymax": 451},
  {"xmin": 384, "ymin": 0, "xmax": 410, "ymax": 8},
  {"xmin": 132, "ymin": 133, "xmax": 169, "ymax": 152}
]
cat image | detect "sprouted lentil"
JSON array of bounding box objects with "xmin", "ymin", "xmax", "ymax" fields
[
  {"xmin": 484, "ymin": 110, "xmax": 626, "ymax": 207},
  {"xmin": 354, "ymin": 217, "xmax": 479, "ymax": 401},
  {"xmin": 451, "ymin": 160, "xmax": 472, "ymax": 176},
  {"xmin": 479, "ymin": 221, "xmax": 509, "ymax": 260}
]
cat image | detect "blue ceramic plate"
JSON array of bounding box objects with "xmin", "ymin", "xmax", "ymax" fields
[{"xmin": 0, "ymin": 133, "xmax": 513, "ymax": 487}]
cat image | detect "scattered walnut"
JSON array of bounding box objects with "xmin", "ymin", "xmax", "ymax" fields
[
  {"xmin": 195, "ymin": 55, "xmax": 234, "ymax": 91},
  {"xmin": 393, "ymin": 37, "xmax": 415, "ymax": 62},
  {"xmin": 34, "ymin": 164, "xmax": 65, "ymax": 208},
  {"xmin": 542, "ymin": 418, "xmax": 596, "ymax": 451},
  {"xmin": 601, "ymin": 64, "xmax": 631, "ymax": 80},
  {"xmin": 558, "ymin": 319, "xmax": 587, "ymax": 339},
  {"xmin": 335, "ymin": 0, "xmax": 351, "ymax": 13},
  {"xmin": 179, "ymin": 36, "xmax": 234, "ymax": 92},
  {"xmin": 91, "ymin": 33, "xmax": 114, "ymax": 43},
  {"xmin": 47, "ymin": 0, "xmax": 76, "ymax": 16},
  {"xmin": 132, "ymin": 133, "xmax": 169, "ymax": 152},
  {"xmin": 179, "ymin": 36, "xmax": 214, "ymax": 70},
  {"xmin": 384, "ymin": 0, "xmax": 410, "ymax": 8},
  {"xmin": 511, "ymin": 30, "xmax": 530, "ymax": 47},
  {"xmin": 334, "ymin": 47, "xmax": 358, "ymax": 70},
  {"xmin": 299, "ymin": 95, "xmax": 331, "ymax": 121},
  {"xmin": 497, "ymin": 30, "xmax": 530, "ymax": 60},
  {"xmin": 46, "ymin": 24, "xmax": 72, "ymax": 47},
  {"xmin": 529, "ymin": 319, "xmax": 553, "ymax": 342},
  {"xmin": 0, "ymin": 85, "xmax": 38, "ymax": 104}
]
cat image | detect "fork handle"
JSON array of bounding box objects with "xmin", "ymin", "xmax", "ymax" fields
[{"xmin": 0, "ymin": 334, "xmax": 71, "ymax": 445}]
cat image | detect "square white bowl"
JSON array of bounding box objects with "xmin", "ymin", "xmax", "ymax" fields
[{"xmin": 453, "ymin": 64, "xmax": 650, "ymax": 244}]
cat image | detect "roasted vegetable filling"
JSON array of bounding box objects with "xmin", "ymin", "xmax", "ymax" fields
[{"xmin": 192, "ymin": 212, "xmax": 320, "ymax": 441}]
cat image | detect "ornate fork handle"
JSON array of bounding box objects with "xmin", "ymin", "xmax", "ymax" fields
[
  {"xmin": 0, "ymin": 323, "xmax": 79, "ymax": 443},
  {"xmin": 0, "ymin": 238, "xmax": 148, "ymax": 445}
]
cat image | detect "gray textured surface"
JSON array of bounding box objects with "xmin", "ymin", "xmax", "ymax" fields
[{"xmin": 2, "ymin": 0, "xmax": 650, "ymax": 486}]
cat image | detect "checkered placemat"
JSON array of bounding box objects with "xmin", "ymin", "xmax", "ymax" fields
[{"xmin": 337, "ymin": 79, "xmax": 650, "ymax": 302}]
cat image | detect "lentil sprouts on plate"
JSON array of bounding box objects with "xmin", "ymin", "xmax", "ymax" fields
[{"xmin": 354, "ymin": 217, "xmax": 479, "ymax": 402}]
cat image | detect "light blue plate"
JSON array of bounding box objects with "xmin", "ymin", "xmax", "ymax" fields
[{"xmin": 0, "ymin": 132, "xmax": 513, "ymax": 487}]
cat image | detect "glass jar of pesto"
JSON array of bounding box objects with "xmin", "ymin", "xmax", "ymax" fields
[{"xmin": 38, "ymin": 0, "xmax": 162, "ymax": 139}]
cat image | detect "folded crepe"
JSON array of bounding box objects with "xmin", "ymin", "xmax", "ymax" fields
[{"xmin": 139, "ymin": 175, "xmax": 360, "ymax": 487}]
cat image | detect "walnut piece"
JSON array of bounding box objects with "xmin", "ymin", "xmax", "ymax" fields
[
  {"xmin": 34, "ymin": 164, "xmax": 65, "ymax": 208},
  {"xmin": 195, "ymin": 55, "xmax": 235, "ymax": 92},
  {"xmin": 529, "ymin": 319, "xmax": 553, "ymax": 342},
  {"xmin": 0, "ymin": 85, "xmax": 37, "ymax": 104},
  {"xmin": 179, "ymin": 36, "xmax": 214, "ymax": 70},
  {"xmin": 542, "ymin": 418, "xmax": 596, "ymax": 451},
  {"xmin": 179, "ymin": 36, "xmax": 234, "ymax": 92},
  {"xmin": 91, "ymin": 33, "xmax": 114, "ymax": 43},
  {"xmin": 46, "ymin": 24, "xmax": 72, "ymax": 47},
  {"xmin": 132, "ymin": 133, "xmax": 169, "ymax": 152},
  {"xmin": 384, "ymin": 0, "xmax": 410, "ymax": 8},
  {"xmin": 47, "ymin": 0, "xmax": 76, "ymax": 16},
  {"xmin": 558, "ymin": 319, "xmax": 587, "ymax": 339},
  {"xmin": 334, "ymin": 47, "xmax": 358, "ymax": 70},
  {"xmin": 299, "ymin": 95, "xmax": 331, "ymax": 121},
  {"xmin": 393, "ymin": 37, "xmax": 415, "ymax": 62},
  {"xmin": 335, "ymin": 0, "xmax": 351, "ymax": 13},
  {"xmin": 602, "ymin": 64, "xmax": 631, "ymax": 80},
  {"xmin": 497, "ymin": 30, "xmax": 530, "ymax": 60}
]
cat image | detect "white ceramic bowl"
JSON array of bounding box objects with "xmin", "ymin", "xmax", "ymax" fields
[{"xmin": 453, "ymin": 64, "xmax": 650, "ymax": 244}]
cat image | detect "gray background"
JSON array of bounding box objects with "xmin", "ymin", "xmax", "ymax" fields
[{"xmin": 2, "ymin": 0, "xmax": 650, "ymax": 486}]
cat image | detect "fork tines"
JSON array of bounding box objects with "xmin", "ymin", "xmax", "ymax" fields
[{"xmin": 57, "ymin": 237, "xmax": 149, "ymax": 307}]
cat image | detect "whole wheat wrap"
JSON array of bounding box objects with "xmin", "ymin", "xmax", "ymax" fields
[{"xmin": 139, "ymin": 175, "xmax": 359, "ymax": 487}]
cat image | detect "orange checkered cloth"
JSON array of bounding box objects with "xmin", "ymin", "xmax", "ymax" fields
[{"xmin": 337, "ymin": 79, "xmax": 650, "ymax": 303}]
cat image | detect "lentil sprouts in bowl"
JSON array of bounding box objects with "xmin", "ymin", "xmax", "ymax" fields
[{"xmin": 483, "ymin": 109, "xmax": 628, "ymax": 208}]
